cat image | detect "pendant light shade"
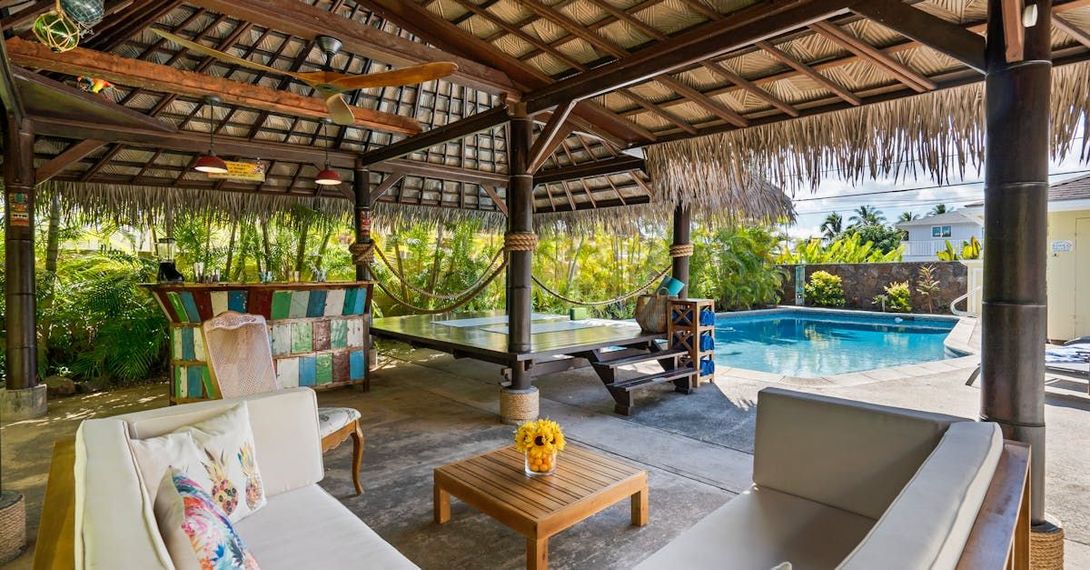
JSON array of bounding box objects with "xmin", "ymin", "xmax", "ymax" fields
[
  {"xmin": 195, "ymin": 95, "xmax": 228, "ymax": 174},
  {"xmin": 314, "ymin": 118, "xmax": 341, "ymax": 186},
  {"xmin": 194, "ymin": 153, "xmax": 228, "ymax": 174},
  {"xmin": 315, "ymin": 166, "xmax": 342, "ymax": 185}
]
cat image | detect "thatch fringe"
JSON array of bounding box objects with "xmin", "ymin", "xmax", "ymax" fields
[
  {"xmin": 39, "ymin": 181, "xmax": 352, "ymax": 226},
  {"xmin": 646, "ymin": 60, "xmax": 1090, "ymax": 197}
]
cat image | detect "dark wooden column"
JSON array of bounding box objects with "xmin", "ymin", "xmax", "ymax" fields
[
  {"xmin": 353, "ymin": 160, "xmax": 371, "ymax": 281},
  {"xmin": 3, "ymin": 116, "xmax": 38, "ymax": 393},
  {"xmin": 982, "ymin": 0, "xmax": 1050, "ymax": 524},
  {"xmin": 507, "ymin": 105, "xmax": 534, "ymax": 390},
  {"xmin": 671, "ymin": 204, "xmax": 691, "ymax": 298}
]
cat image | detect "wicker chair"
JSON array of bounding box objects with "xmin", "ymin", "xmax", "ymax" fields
[{"xmin": 201, "ymin": 311, "xmax": 365, "ymax": 494}]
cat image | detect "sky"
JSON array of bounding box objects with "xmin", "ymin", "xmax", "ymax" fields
[{"xmin": 780, "ymin": 134, "xmax": 1090, "ymax": 240}]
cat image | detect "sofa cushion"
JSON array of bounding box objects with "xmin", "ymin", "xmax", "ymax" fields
[
  {"xmin": 235, "ymin": 484, "xmax": 418, "ymax": 570},
  {"xmin": 753, "ymin": 388, "xmax": 965, "ymax": 519},
  {"xmin": 635, "ymin": 486, "xmax": 875, "ymax": 570},
  {"xmin": 155, "ymin": 468, "xmax": 260, "ymax": 570},
  {"xmin": 838, "ymin": 421, "xmax": 1003, "ymax": 570},
  {"xmin": 75, "ymin": 419, "xmax": 172, "ymax": 570},
  {"xmin": 120, "ymin": 388, "xmax": 323, "ymax": 498}
]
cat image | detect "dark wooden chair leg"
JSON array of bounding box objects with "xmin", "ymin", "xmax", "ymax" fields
[{"xmin": 350, "ymin": 420, "xmax": 365, "ymax": 495}]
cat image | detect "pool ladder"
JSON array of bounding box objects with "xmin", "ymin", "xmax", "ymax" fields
[{"xmin": 950, "ymin": 286, "xmax": 982, "ymax": 317}]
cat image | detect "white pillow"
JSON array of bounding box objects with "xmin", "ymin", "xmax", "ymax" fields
[{"xmin": 132, "ymin": 403, "xmax": 267, "ymax": 523}]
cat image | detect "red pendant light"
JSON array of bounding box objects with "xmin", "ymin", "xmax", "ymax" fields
[
  {"xmin": 195, "ymin": 95, "xmax": 229, "ymax": 174},
  {"xmin": 314, "ymin": 118, "xmax": 341, "ymax": 186}
]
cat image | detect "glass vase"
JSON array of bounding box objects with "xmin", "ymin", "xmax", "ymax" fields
[{"xmin": 524, "ymin": 449, "xmax": 558, "ymax": 477}]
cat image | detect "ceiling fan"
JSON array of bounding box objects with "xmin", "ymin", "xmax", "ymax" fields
[{"xmin": 151, "ymin": 29, "xmax": 458, "ymax": 126}]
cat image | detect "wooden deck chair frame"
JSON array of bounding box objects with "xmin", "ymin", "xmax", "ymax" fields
[{"xmin": 201, "ymin": 311, "xmax": 364, "ymax": 494}]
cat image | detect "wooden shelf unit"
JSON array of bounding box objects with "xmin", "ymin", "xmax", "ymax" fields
[{"xmin": 667, "ymin": 298, "xmax": 716, "ymax": 386}]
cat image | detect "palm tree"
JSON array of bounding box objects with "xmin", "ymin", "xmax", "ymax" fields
[
  {"xmin": 930, "ymin": 204, "xmax": 948, "ymax": 215},
  {"xmin": 898, "ymin": 211, "xmax": 920, "ymax": 223},
  {"xmin": 820, "ymin": 213, "xmax": 843, "ymax": 241},
  {"xmin": 849, "ymin": 205, "xmax": 885, "ymax": 228}
]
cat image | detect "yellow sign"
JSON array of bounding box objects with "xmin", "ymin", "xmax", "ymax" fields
[{"xmin": 207, "ymin": 161, "xmax": 266, "ymax": 182}]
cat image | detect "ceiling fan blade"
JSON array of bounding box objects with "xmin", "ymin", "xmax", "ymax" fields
[
  {"xmin": 151, "ymin": 29, "xmax": 297, "ymax": 80},
  {"xmin": 324, "ymin": 94, "xmax": 356, "ymax": 126},
  {"xmin": 326, "ymin": 62, "xmax": 459, "ymax": 91}
]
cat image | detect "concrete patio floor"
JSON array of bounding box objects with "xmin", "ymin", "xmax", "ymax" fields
[{"xmin": 3, "ymin": 342, "xmax": 1089, "ymax": 569}]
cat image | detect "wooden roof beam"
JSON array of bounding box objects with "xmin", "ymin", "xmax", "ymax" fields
[
  {"xmin": 756, "ymin": 40, "xmax": 861, "ymax": 105},
  {"xmin": 527, "ymin": 0, "xmax": 856, "ymax": 113},
  {"xmin": 1054, "ymin": 15, "xmax": 1090, "ymax": 49},
  {"xmin": 6, "ymin": 37, "xmax": 421, "ymax": 135},
  {"xmin": 369, "ymin": 172, "xmax": 406, "ymax": 202},
  {"xmin": 810, "ymin": 20, "xmax": 936, "ymax": 92},
  {"xmin": 184, "ymin": 0, "xmax": 515, "ymax": 96},
  {"xmin": 700, "ymin": 62, "xmax": 799, "ymax": 117},
  {"xmin": 357, "ymin": 105, "xmax": 509, "ymax": 166},
  {"xmin": 356, "ymin": 0, "xmax": 654, "ymax": 145},
  {"xmin": 534, "ymin": 156, "xmax": 645, "ymax": 185},
  {"xmin": 852, "ymin": 0, "xmax": 987, "ymax": 73},
  {"xmin": 36, "ymin": 139, "xmax": 106, "ymax": 182},
  {"xmin": 528, "ymin": 100, "xmax": 578, "ymax": 174}
]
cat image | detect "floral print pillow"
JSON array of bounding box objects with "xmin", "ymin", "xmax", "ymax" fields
[{"xmin": 156, "ymin": 467, "xmax": 260, "ymax": 570}]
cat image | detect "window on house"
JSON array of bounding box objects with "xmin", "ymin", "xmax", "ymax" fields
[{"xmin": 932, "ymin": 226, "xmax": 952, "ymax": 238}]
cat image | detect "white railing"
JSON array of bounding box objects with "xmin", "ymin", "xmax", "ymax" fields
[
  {"xmin": 951, "ymin": 286, "xmax": 983, "ymax": 317},
  {"xmin": 903, "ymin": 240, "xmax": 947, "ymax": 258}
]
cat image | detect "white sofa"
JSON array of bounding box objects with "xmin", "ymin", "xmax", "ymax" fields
[
  {"xmin": 638, "ymin": 387, "xmax": 1005, "ymax": 570},
  {"xmin": 74, "ymin": 388, "xmax": 416, "ymax": 569}
]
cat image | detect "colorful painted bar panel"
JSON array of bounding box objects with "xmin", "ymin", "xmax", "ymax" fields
[{"xmin": 144, "ymin": 282, "xmax": 373, "ymax": 403}]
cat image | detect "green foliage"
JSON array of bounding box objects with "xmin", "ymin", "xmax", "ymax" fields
[
  {"xmin": 845, "ymin": 223, "xmax": 906, "ymax": 254},
  {"xmin": 874, "ymin": 281, "xmax": 912, "ymax": 312},
  {"xmin": 848, "ymin": 205, "xmax": 886, "ymax": 228},
  {"xmin": 776, "ymin": 233, "xmax": 904, "ymax": 264},
  {"xmin": 821, "ymin": 213, "xmax": 843, "ymax": 241},
  {"xmin": 689, "ymin": 225, "xmax": 785, "ymax": 310},
  {"xmin": 915, "ymin": 264, "xmax": 941, "ymax": 313},
  {"xmin": 935, "ymin": 236, "xmax": 982, "ymax": 261},
  {"xmin": 804, "ymin": 271, "xmax": 846, "ymax": 308},
  {"xmin": 42, "ymin": 251, "xmax": 169, "ymax": 386}
]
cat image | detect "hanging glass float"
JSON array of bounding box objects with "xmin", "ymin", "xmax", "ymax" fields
[{"xmin": 31, "ymin": 0, "xmax": 104, "ymax": 53}]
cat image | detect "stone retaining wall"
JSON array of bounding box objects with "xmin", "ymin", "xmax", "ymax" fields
[{"xmin": 778, "ymin": 261, "xmax": 968, "ymax": 314}]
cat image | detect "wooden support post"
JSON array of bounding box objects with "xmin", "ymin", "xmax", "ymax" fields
[
  {"xmin": 672, "ymin": 205, "xmax": 691, "ymax": 298},
  {"xmin": 982, "ymin": 0, "xmax": 1050, "ymax": 526},
  {"xmin": 354, "ymin": 160, "xmax": 371, "ymax": 281},
  {"xmin": 2, "ymin": 115, "xmax": 45, "ymax": 419},
  {"xmin": 507, "ymin": 105, "xmax": 534, "ymax": 388}
]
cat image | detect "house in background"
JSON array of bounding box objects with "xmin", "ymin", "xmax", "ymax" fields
[
  {"xmin": 949, "ymin": 173, "xmax": 1090, "ymax": 341},
  {"xmin": 896, "ymin": 210, "xmax": 984, "ymax": 261}
]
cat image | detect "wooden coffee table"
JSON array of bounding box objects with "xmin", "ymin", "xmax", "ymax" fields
[{"xmin": 434, "ymin": 445, "xmax": 649, "ymax": 569}]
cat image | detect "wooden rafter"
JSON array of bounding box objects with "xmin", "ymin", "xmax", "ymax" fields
[
  {"xmin": 6, "ymin": 38, "xmax": 422, "ymax": 135},
  {"xmin": 480, "ymin": 183, "xmax": 509, "ymax": 216},
  {"xmin": 36, "ymin": 139, "xmax": 105, "ymax": 182},
  {"xmin": 852, "ymin": 0, "xmax": 987, "ymax": 73},
  {"xmin": 534, "ymin": 156, "xmax": 645, "ymax": 185},
  {"xmin": 356, "ymin": 0, "xmax": 655, "ymax": 145},
  {"xmin": 809, "ymin": 21, "xmax": 936, "ymax": 92},
  {"xmin": 699, "ymin": 62, "xmax": 799, "ymax": 117},
  {"xmin": 1001, "ymin": 0, "xmax": 1026, "ymax": 63},
  {"xmin": 1054, "ymin": 14, "xmax": 1090, "ymax": 49},
  {"xmin": 755, "ymin": 40, "xmax": 861, "ymax": 106},
  {"xmin": 369, "ymin": 172, "xmax": 406, "ymax": 201},
  {"xmin": 183, "ymin": 0, "xmax": 515, "ymax": 95},
  {"xmin": 528, "ymin": 100, "xmax": 578, "ymax": 174}
]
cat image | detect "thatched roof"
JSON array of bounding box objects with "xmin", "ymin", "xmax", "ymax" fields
[{"xmin": 4, "ymin": 0, "xmax": 1089, "ymax": 226}]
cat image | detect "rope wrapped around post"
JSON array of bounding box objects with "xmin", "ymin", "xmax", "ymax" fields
[
  {"xmin": 349, "ymin": 241, "xmax": 375, "ymax": 265},
  {"xmin": 504, "ymin": 231, "xmax": 538, "ymax": 252},
  {"xmin": 669, "ymin": 243, "xmax": 694, "ymax": 258}
]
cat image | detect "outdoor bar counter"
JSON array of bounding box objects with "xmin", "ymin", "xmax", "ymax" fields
[{"xmin": 143, "ymin": 281, "xmax": 373, "ymax": 404}]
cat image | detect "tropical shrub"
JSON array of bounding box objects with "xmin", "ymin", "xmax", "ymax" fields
[
  {"xmin": 689, "ymin": 225, "xmax": 786, "ymax": 310},
  {"xmin": 776, "ymin": 233, "xmax": 903, "ymax": 264},
  {"xmin": 915, "ymin": 264, "xmax": 940, "ymax": 313},
  {"xmin": 804, "ymin": 271, "xmax": 846, "ymax": 307},
  {"xmin": 874, "ymin": 281, "xmax": 912, "ymax": 313},
  {"xmin": 936, "ymin": 236, "xmax": 982, "ymax": 261}
]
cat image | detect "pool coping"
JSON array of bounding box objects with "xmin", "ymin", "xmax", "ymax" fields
[{"xmin": 711, "ymin": 306, "xmax": 980, "ymax": 388}]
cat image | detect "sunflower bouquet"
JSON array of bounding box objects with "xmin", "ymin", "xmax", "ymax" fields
[{"xmin": 514, "ymin": 418, "xmax": 566, "ymax": 476}]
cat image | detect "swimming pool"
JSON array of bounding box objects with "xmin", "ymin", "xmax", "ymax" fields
[{"xmin": 713, "ymin": 308, "xmax": 958, "ymax": 377}]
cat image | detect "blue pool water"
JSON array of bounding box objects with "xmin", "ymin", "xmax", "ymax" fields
[{"xmin": 713, "ymin": 309, "xmax": 957, "ymax": 377}]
